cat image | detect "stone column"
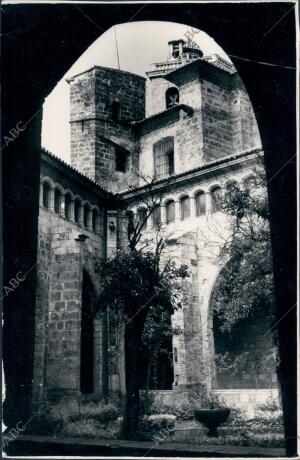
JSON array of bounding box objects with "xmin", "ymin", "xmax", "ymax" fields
[
  {"xmin": 206, "ymin": 192, "xmax": 212, "ymax": 214},
  {"xmin": 95, "ymin": 210, "xmax": 101, "ymax": 234},
  {"xmin": 87, "ymin": 209, "xmax": 93, "ymax": 231},
  {"xmin": 78, "ymin": 204, "xmax": 84, "ymax": 226},
  {"xmin": 49, "ymin": 187, "xmax": 55, "ymax": 212},
  {"xmin": 69, "ymin": 199, "xmax": 75, "ymax": 222},
  {"xmin": 60, "ymin": 193, "xmax": 65, "ymax": 217},
  {"xmin": 147, "ymin": 211, "xmax": 153, "ymax": 231},
  {"xmin": 174, "ymin": 200, "xmax": 181, "ymax": 222},
  {"xmin": 190, "ymin": 196, "xmax": 197, "ymax": 218}
]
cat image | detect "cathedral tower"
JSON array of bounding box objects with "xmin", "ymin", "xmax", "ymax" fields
[{"xmin": 68, "ymin": 66, "xmax": 146, "ymax": 192}]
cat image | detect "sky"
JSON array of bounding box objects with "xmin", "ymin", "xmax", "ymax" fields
[{"xmin": 41, "ymin": 21, "xmax": 230, "ymax": 162}]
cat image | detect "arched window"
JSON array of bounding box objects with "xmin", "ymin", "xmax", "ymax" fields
[
  {"xmin": 65, "ymin": 193, "xmax": 72, "ymax": 219},
  {"xmin": 154, "ymin": 137, "xmax": 174, "ymax": 179},
  {"xmin": 43, "ymin": 182, "xmax": 51, "ymax": 209},
  {"xmin": 152, "ymin": 206, "xmax": 161, "ymax": 229},
  {"xmin": 166, "ymin": 200, "xmax": 175, "ymax": 224},
  {"xmin": 74, "ymin": 199, "xmax": 81, "ymax": 224},
  {"xmin": 92, "ymin": 208, "xmax": 99, "ymax": 232},
  {"xmin": 83, "ymin": 204, "xmax": 90, "ymax": 228},
  {"xmin": 195, "ymin": 191, "xmax": 206, "ymax": 216},
  {"xmin": 137, "ymin": 207, "xmax": 147, "ymax": 231},
  {"xmin": 180, "ymin": 196, "xmax": 190, "ymax": 220},
  {"xmin": 211, "ymin": 186, "xmax": 222, "ymax": 213},
  {"xmin": 54, "ymin": 188, "xmax": 61, "ymax": 214},
  {"xmin": 165, "ymin": 87, "xmax": 179, "ymax": 109}
]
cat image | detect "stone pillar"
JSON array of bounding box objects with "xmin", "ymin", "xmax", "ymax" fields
[
  {"xmin": 60, "ymin": 193, "xmax": 65, "ymax": 217},
  {"xmin": 87, "ymin": 209, "xmax": 93, "ymax": 231},
  {"xmin": 93, "ymin": 315, "xmax": 103, "ymax": 393},
  {"xmin": 69, "ymin": 199, "xmax": 75, "ymax": 222},
  {"xmin": 190, "ymin": 196, "xmax": 197, "ymax": 218},
  {"xmin": 206, "ymin": 192, "xmax": 212, "ymax": 214},
  {"xmin": 147, "ymin": 212, "xmax": 153, "ymax": 231},
  {"xmin": 174, "ymin": 200, "xmax": 181, "ymax": 222},
  {"xmin": 78, "ymin": 204, "xmax": 84, "ymax": 226},
  {"xmin": 45, "ymin": 237, "xmax": 84, "ymax": 398},
  {"xmin": 49, "ymin": 187, "xmax": 55, "ymax": 212},
  {"xmin": 94, "ymin": 210, "xmax": 101, "ymax": 234},
  {"xmin": 107, "ymin": 210, "xmax": 117, "ymax": 258}
]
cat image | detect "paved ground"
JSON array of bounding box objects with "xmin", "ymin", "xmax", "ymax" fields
[{"xmin": 5, "ymin": 435, "xmax": 286, "ymax": 457}]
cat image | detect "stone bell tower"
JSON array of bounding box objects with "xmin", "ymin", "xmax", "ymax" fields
[
  {"xmin": 67, "ymin": 66, "xmax": 146, "ymax": 192},
  {"xmin": 146, "ymin": 39, "xmax": 203, "ymax": 115}
]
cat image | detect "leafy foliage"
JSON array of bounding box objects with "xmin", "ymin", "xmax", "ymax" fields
[
  {"xmin": 211, "ymin": 167, "xmax": 275, "ymax": 332},
  {"xmin": 96, "ymin": 250, "xmax": 188, "ymax": 323}
]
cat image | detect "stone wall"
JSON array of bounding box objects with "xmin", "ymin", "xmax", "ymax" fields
[
  {"xmin": 201, "ymin": 76, "xmax": 261, "ymax": 163},
  {"xmin": 33, "ymin": 205, "xmax": 105, "ymax": 400},
  {"xmin": 69, "ymin": 67, "xmax": 145, "ymax": 192},
  {"xmin": 150, "ymin": 78, "xmax": 178, "ymax": 114}
]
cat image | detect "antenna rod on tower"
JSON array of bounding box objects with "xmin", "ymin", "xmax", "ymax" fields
[{"xmin": 114, "ymin": 26, "xmax": 120, "ymax": 70}]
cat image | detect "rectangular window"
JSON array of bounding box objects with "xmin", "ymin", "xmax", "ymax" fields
[
  {"xmin": 154, "ymin": 138, "xmax": 174, "ymax": 179},
  {"xmin": 115, "ymin": 147, "xmax": 127, "ymax": 172}
]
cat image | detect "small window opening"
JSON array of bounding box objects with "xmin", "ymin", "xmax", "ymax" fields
[
  {"xmin": 43, "ymin": 182, "xmax": 50, "ymax": 208},
  {"xmin": 115, "ymin": 147, "xmax": 127, "ymax": 173},
  {"xmin": 65, "ymin": 194, "xmax": 72, "ymax": 219},
  {"xmin": 165, "ymin": 87, "xmax": 179, "ymax": 109},
  {"xmin": 54, "ymin": 189, "xmax": 61, "ymax": 214},
  {"xmin": 84, "ymin": 205, "xmax": 89, "ymax": 228},
  {"xmin": 112, "ymin": 101, "xmax": 120, "ymax": 121},
  {"xmin": 74, "ymin": 200, "xmax": 81, "ymax": 223}
]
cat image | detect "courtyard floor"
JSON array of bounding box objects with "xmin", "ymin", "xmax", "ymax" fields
[{"xmin": 6, "ymin": 434, "xmax": 286, "ymax": 457}]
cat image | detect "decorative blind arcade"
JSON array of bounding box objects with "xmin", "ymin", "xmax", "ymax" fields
[{"xmin": 154, "ymin": 138, "xmax": 174, "ymax": 179}]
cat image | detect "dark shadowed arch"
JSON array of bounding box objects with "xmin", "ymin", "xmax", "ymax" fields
[
  {"xmin": 3, "ymin": 4, "xmax": 296, "ymax": 454},
  {"xmin": 80, "ymin": 269, "xmax": 97, "ymax": 394}
]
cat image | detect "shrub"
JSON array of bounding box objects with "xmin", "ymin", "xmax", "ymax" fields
[
  {"xmin": 27, "ymin": 398, "xmax": 119, "ymax": 437},
  {"xmin": 87, "ymin": 403, "xmax": 119, "ymax": 424},
  {"xmin": 62, "ymin": 419, "xmax": 99, "ymax": 438},
  {"xmin": 150, "ymin": 402, "xmax": 193, "ymax": 420},
  {"xmin": 139, "ymin": 392, "xmax": 155, "ymax": 416},
  {"xmin": 139, "ymin": 414, "xmax": 176, "ymax": 436},
  {"xmin": 50, "ymin": 398, "xmax": 119, "ymax": 424}
]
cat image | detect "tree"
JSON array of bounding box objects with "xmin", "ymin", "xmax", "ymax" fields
[
  {"xmin": 96, "ymin": 250, "xmax": 188, "ymax": 439},
  {"xmin": 141, "ymin": 302, "xmax": 182, "ymax": 394},
  {"xmin": 120, "ymin": 171, "xmax": 173, "ymax": 252},
  {"xmin": 96, "ymin": 174, "xmax": 188, "ymax": 439},
  {"xmin": 211, "ymin": 165, "xmax": 277, "ymax": 373}
]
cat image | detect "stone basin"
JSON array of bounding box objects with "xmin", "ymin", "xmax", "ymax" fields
[{"xmin": 194, "ymin": 408, "xmax": 230, "ymax": 437}]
